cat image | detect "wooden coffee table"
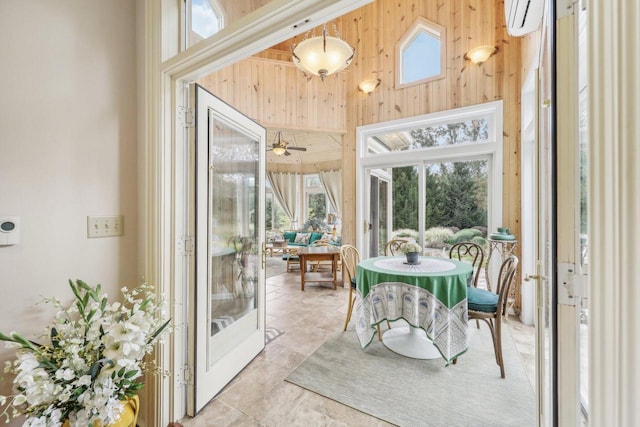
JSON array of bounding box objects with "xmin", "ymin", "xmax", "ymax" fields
[{"xmin": 296, "ymin": 246, "xmax": 340, "ymax": 291}]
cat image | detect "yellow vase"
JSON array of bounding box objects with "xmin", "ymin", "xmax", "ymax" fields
[{"xmin": 62, "ymin": 395, "xmax": 139, "ymax": 427}]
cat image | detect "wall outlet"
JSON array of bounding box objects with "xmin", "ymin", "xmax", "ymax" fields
[{"xmin": 87, "ymin": 215, "xmax": 124, "ymax": 238}]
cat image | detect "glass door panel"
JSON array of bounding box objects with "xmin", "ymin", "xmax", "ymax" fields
[
  {"xmin": 537, "ymin": 22, "xmax": 555, "ymax": 426},
  {"xmin": 577, "ymin": 2, "xmax": 589, "ymax": 419},
  {"xmin": 423, "ymin": 160, "xmax": 488, "ymax": 259},
  {"xmin": 369, "ymin": 175, "xmax": 380, "ymax": 256},
  {"xmin": 369, "ymin": 171, "xmax": 391, "ymax": 257},
  {"xmin": 391, "ymin": 165, "xmax": 419, "ymax": 245},
  {"xmin": 190, "ymin": 84, "xmax": 265, "ymax": 415}
]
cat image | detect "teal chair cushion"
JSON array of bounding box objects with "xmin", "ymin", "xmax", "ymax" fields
[
  {"xmin": 467, "ymin": 286, "xmax": 499, "ymax": 312},
  {"xmin": 283, "ymin": 231, "xmax": 297, "ymax": 243},
  {"xmin": 282, "ymin": 253, "xmax": 299, "ymax": 261}
]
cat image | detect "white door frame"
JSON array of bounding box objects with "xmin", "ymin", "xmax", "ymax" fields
[
  {"xmin": 140, "ymin": 1, "xmax": 372, "ymax": 425},
  {"xmin": 520, "ymin": 68, "xmax": 538, "ymax": 327}
]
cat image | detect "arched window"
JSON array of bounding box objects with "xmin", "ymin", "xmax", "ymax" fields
[{"xmin": 396, "ymin": 17, "xmax": 446, "ymax": 88}]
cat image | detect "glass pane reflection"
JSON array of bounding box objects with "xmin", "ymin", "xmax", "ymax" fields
[{"xmin": 208, "ymin": 113, "xmax": 259, "ymax": 342}]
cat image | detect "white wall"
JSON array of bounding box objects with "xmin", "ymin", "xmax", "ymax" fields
[{"xmin": 0, "ymin": 1, "xmax": 138, "ymax": 422}]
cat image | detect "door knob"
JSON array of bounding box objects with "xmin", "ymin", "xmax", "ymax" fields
[{"xmin": 524, "ymin": 274, "xmax": 541, "ymax": 281}]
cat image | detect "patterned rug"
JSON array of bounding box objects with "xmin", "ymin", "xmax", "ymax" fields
[
  {"xmin": 286, "ymin": 324, "xmax": 535, "ymax": 427},
  {"xmin": 265, "ymin": 327, "xmax": 284, "ymax": 344}
]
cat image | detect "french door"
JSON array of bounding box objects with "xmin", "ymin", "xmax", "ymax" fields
[
  {"xmin": 369, "ymin": 170, "xmax": 391, "ymax": 257},
  {"xmin": 188, "ymin": 84, "xmax": 266, "ymax": 414},
  {"xmin": 531, "ymin": 4, "xmax": 590, "ymax": 425}
]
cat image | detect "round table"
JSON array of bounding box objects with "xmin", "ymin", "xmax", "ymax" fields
[{"xmin": 355, "ymin": 256, "xmax": 473, "ymax": 362}]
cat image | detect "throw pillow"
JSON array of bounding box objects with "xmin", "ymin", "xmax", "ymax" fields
[{"xmin": 294, "ymin": 232, "xmax": 311, "ymax": 244}]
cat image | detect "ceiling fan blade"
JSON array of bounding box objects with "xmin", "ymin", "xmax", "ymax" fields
[
  {"xmin": 284, "ymin": 150, "xmax": 291, "ymax": 156},
  {"xmin": 287, "ymin": 147, "xmax": 307, "ymax": 151}
]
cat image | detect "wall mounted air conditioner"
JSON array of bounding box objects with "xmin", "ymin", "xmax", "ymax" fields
[{"xmin": 505, "ymin": 0, "xmax": 545, "ymax": 37}]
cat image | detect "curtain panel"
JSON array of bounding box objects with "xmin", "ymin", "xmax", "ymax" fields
[
  {"xmin": 318, "ymin": 170, "xmax": 342, "ymax": 215},
  {"xmin": 267, "ymin": 172, "xmax": 300, "ymax": 228}
]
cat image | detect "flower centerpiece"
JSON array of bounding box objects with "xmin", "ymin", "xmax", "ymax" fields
[
  {"xmin": 0, "ymin": 280, "xmax": 170, "ymax": 426},
  {"xmin": 400, "ymin": 241, "xmax": 422, "ymax": 265}
]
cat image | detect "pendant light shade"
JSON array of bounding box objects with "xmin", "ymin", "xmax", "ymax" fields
[{"xmin": 292, "ymin": 23, "xmax": 355, "ymax": 81}]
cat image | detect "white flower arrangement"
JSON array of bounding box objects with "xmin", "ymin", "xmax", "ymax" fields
[
  {"xmin": 400, "ymin": 241, "xmax": 422, "ymax": 254},
  {"xmin": 0, "ymin": 280, "xmax": 170, "ymax": 426}
]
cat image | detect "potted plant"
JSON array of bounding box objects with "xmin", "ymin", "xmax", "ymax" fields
[
  {"xmin": 303, "ymin": 218, "xmax": 327, "ymax": 232},
  {"xmin": 0, "ymin": 280, "xmax": 170, "ymax": 426},
  {"xmin": 400, "ymin": 241, "xmax": 422, "ymax": 265}
]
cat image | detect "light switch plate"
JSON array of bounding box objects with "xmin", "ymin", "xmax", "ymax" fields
[{"xmin": 87, "ymin": 215, "xmax": 124, "ymax": 238}]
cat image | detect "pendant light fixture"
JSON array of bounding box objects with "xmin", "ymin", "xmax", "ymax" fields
[{"xmin": 291, "ymin": 22, "xmax": 355, "ymax": 81}]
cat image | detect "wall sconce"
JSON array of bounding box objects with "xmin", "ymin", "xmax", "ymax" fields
[
  {"xmin": 464, "ymin": 45, "xmax": 497, "ymax": 65},
  {"xmin": 358, "ymin": 78, "xmax": 381, "ymax": 94}
]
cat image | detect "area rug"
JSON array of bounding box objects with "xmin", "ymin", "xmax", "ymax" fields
[
  {"xmin": 265, "ymin": 327, "xmax": 284, "ymax": 345},
  {"xmin": 286, "ymin": 324, "xmax": 535, "ymax": 427}
]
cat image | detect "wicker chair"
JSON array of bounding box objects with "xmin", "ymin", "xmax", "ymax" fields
[
  {"xmin": 466, "ymin": 255, "xmax": 519, "ymax": 378},
  {"xmin": 341, "ymin": 245, "xmax": 384, "ymax": 340},
  {"xmin": 449, "ymin": 242, "xmax": 485, "ymax": 288},
  {"xmin": 383, "ymin": 239, "xmax": 406, "ymax": 256},
  {"xmin": 340, "ymin": 244, "xmax": 360, "ymax": 332},
  {"xmin": 283, "ymin": 251, "xmax": 300, "ymax": 272}
]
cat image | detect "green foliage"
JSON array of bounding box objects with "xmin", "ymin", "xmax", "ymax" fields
[
  {"xmin": 392, "ymin": 166, "xmax": 419, "ymax": 230},
  {"xmin": 466, "ymin": 228, "xmax": 483, "ymax": 237},
  {"xmin": 471, "ymin": 236, "xmax": 488, "ymax": 250},
  {"xmin": 424, "ymin": 227, "xmax": 454, "ymax": 248},
  {"xmin": 266, "ymin": 196, "xmax": 290, "ymax": 230},
  {"xmin": 449, "ymin": 228, "xmax": 478, "ymax": 244},
  {"xmin": 392, "ymin": 228, "xmax": 419, "ymax": 239},
  {"xmin": 410, "ymin": 119, "xmax": 489, "ymax": 148},
  {"xmin": 307, "ymin": 193, "xmax": 327, "ymax": 220},
  {"xmin": 392, "ymin": 160, "xmax": 488, "ymax": 232}
]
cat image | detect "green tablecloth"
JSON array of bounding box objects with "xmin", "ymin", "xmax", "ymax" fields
[{"xmin": 354, "ymin": 256, "xmax": 473, "ymax": 362}]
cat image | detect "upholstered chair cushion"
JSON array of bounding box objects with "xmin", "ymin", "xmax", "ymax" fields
[{"xmin": 467, "ymin": 286, "xmax": 499, "ymax": 312}]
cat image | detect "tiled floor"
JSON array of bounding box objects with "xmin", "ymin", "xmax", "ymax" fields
[{"xmin": 179, "ymin": 262, "xmax": 535, "ymax": 426}]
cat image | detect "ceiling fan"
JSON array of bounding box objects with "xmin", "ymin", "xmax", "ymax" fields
[{"xmin": 267, "ymin": 131, "xmax": 307, "ymax": 156}]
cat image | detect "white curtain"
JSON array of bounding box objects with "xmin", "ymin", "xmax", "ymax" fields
[
  {"xmin": 267, "ymin": 172, "xmax": 300, "ymax": 228},
  {"xmin": 318, "ymin": 170, "xmax": 342, "ymax": 215}
]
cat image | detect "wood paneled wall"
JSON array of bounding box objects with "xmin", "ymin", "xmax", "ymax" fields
[
  {"xmin": 339, "ymin": 0, "xmax": 522, "ymax": 256},
  {"xmin": 197, "ymin": 57, "xmax": 347, "ymax": 134},
  {"xmin": 197, "ymin": 0, "xmax": 523, "ymax": 288}
]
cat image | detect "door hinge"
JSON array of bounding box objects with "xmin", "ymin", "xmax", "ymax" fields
[
  {"xmin": 178, "ymin": 236, "xmax": 194, "ymax": 256},
  {"xmin": 178, "ymin": 365, "xmax": 193, "ymax": 385},
  {"xmin": 557, "ymin": 0, "xmax": 581, "ymax": 17},
  {"xmin": 178, "ymin": 106, "xmax": 194, "ymax": 128},
  {"xmin": 558, "ymin": 262, "xmax": 588, "ymax": 306}
]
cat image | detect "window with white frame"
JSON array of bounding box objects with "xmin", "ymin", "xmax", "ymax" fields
[
  {"xmin": 187, "ymin": 0, "xmax": 225, "ymax": 49},
  {"xmin": 303, "ymin": 174, "xmax": 333, "ymax": 231},
  {"xmin": 265, "ymin": 186, "xmax": 288, "ymax": 231},
  {"xmin": 357, "ymin": 101, "xmax": 503, "ymax": 258},
  {"xmin": 396, "ymin": 17, "xmax": 446, "ymax": 88}
]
